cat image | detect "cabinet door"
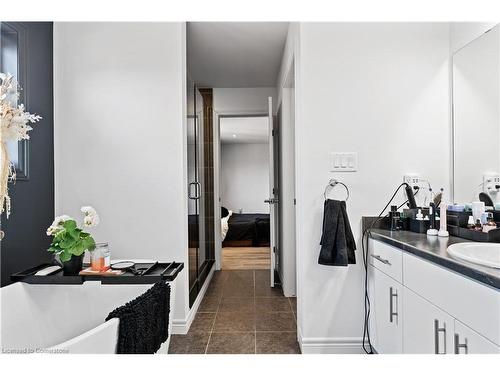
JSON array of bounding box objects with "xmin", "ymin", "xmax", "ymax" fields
[
  {"xmin": 369, "ymin": 266, "xmax": 403, "ymax": 353},
  {"xmin": 454, "ymin": 320, "xmax": 500, "ymax": 354},
  {"xmin": 403, "ymin": 287, "xmax": 454, "ymax": 354}
]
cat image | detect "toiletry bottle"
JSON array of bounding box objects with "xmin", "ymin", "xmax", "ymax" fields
[
  {"xmin": 472, "ymin": 201, "xmax": 486, "ymax": 222},
  {"xmin": 416, "ymin": 209, "xmax": 424, "ymax": 220},
  {"xmin": 474, "ymin": 219, "xmax": 482, "ymax": 232},
  {"xmin": 482, "ymin": 213, "xmax": 497, "ymax": 233},
  {"xmin": 480, "ymin": 212, "xmax": 488, "ymax": 225},
  {"xmin": 467, "ymin": 215, "xmax": 475, "ymax": 230},
  {"xmin": 391, "ymin": 211, "xmax": 401, "ymax": 231}
]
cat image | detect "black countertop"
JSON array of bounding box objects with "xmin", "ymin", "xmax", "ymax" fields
[{"xmin": 369, "ymin": 228, "xmax": 500, "ymax": 290}]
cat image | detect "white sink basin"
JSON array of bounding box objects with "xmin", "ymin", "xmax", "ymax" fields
[{"xmin": 447, "ymin": 242, "xmax": 500, "ymax": 269}]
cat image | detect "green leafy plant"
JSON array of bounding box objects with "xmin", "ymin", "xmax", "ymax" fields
[
  {"xmin": 48, "ymin": 220, "xmax": 96, "ymax": 262},
  {"xmin": 46, "ymin": 207, "xmax": 99, "ymax": 263}
]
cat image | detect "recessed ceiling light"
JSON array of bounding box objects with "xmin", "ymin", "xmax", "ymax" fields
[{"xmin": 232, "ymin": 134, "xmax": 237, "ymax": 138}]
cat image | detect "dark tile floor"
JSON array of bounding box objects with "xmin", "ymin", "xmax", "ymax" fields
[{"xmin": 169, "ymin": 270, "xmax": 300, "ymax": 354}]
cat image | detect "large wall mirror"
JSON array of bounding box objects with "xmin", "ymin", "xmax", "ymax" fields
[
  {"xmin": 452, "ymin": 24, "xmax": 500, "ymax": 207},
  {"xmin": 0, "ymin": 22, "xmax": 29, "ymax": 179}
]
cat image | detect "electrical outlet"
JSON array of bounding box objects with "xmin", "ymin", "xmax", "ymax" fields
[
  {"xmin": 403, "ymin": 174, "xmax": 421, "ymax": 188},
  {"xmin": 483, "ymin": 173, "xmax": 500, "ymax": 192}
]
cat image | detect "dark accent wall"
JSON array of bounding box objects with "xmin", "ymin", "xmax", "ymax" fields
[{"xmin": 0, "ymin": 22, "xmax": 54, "ymax": 286}]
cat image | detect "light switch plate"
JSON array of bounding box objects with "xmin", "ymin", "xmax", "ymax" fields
[{"xmin": 330, "ymin": 152, "xmax": 357, "ymax": 172}]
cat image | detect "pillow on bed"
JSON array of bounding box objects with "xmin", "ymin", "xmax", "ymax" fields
[
  {"xmin": 221, "ymin": 206, "xmax": 229, "ymax": 218},
  {"xmin": 221, "ymin": 210, "xmax": 233, "ymax": 241}
]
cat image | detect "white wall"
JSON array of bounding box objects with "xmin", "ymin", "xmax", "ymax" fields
[
  {"xmin": 53, "ymin": 22, "xmax": 189, "ymax": 326},
  {"xmin": 277, "ymin": 85, "xmax": 296, "ymax": 297},
  {"xmin": 275, "ymin": 23, "xmax": 299, "ymax": 297},
  {"xmin": 450, "ymin": 22, "xmax": 498, "ymax": 53},
  {"xmin": 213, "ymin": 87, "xmax": 277, "ymax": 114},
  {"xmin": 221, "ymin": 143, "xmax": 269, "ymax": 213},
  {"xmin": 294, "ymin": 23, "xmax": 451, "ymax": 353}
]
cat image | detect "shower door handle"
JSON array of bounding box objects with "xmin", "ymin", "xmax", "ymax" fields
[
  {"xmin": 265, "ymin": 198, "xmax": 278, "ymax": 204},
  {"xmin": 189, "ymin": 182, "xmax": 201, "ymax": 200}
]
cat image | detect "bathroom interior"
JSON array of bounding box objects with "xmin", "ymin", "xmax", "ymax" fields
[{"xmin": 0, "ymin": 16, "xmax": 499, "ymax": 363}]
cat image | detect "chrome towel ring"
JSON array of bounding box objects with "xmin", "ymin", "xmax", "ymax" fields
[{"xmin": 324, "ymin": 179, "xmax": 350, "ymax": 201}]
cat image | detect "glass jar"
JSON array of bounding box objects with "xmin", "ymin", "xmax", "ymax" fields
[{"xmin": 90, "ymin": 242, "xmax": 111, "ymax": 271}]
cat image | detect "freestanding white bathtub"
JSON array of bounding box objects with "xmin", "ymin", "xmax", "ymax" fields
[{"xmin": 0, "ymin": 279, "xmax": 176, "ymax": 354}]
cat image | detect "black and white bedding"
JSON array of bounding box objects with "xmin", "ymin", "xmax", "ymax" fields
[{"xmin": 221, "ymin": 211, "xmax": 270, "ymax": 246}]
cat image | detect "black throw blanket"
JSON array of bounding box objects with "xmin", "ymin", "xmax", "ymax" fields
[
  {"xmin": 318, "ymin": 199, "xmax": 356, "ymax": 266},
  {"xmin": 106, "ymin": 282, "xmax": 171, "ymax": 354}
]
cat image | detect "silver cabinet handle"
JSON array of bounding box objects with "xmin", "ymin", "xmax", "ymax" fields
[
  {"xmin": 454, "ymin": 334, "xmax": 468, "ymax": 354},
  {"xmin": 371, "ymin": 254, "xmax": 391, "ymax": 265},
  {"xmin": 389, "ymin": 287, "xmax": 398, "ymax": 323},
  {"xmin": 434, "ymin": 319, "xmax": 447, "ymax": 354}
]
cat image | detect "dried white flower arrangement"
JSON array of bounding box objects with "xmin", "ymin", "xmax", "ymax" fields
[{"xmin": 1, "ymin": 72, "xmax": 42, "ymax": 223}]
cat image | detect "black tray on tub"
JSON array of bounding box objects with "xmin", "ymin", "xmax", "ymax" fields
[
  {"xmin": 11, "ymin": 261, "xmax": 184, "ymax": 285},
  {"xmin": 89, "ymin": 262, "xmax": 184, "ymax": 284},
  {"xmin": 10, "ymin": 263, "xmax": 84, "ymax": 284}
]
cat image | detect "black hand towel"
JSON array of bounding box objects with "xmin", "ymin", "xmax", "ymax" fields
[
  {"xmin": 318, "ymin": 199, "xmax": 356, "ymax": 266},
  {"xmin": 105, "ymin": 281, "xmax": 171, "ymax": 354}
]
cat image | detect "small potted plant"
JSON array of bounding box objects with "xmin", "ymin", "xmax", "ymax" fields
[{"xmin": 46, "ymin": 207, "xmax": 100, "ymax": 275}]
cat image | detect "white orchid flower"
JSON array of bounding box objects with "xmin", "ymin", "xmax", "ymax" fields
[{"xmin": 81, "ymin": 206, "xmax": 100, "ymax": 227}]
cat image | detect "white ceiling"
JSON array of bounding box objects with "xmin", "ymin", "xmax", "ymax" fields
[
  {"xmin": 220, "ymin": 117, "xmax": 268, "ymax": 144},
  {"xmin": 187, "ymin": 22, "xmax": 289, "ymax": 88}
]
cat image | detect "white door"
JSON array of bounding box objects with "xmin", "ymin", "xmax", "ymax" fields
[
  {"xmin": 266, "ymin": 97, "xmax": 276, "ymax": 287},
  {"xmin": 403, "ymin": 286, "xmax": 454, "ymax": 354},
  {"xmin": 369, "ymin": 266, "xmax": 403, "ymax": 353},
  {"xmin": 454, "ymin": 320, "xmax": 500, "ymax": 354}
]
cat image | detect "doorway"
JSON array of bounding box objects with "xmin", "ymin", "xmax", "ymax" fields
[{"xmin": 217, "ymin": 113, "xmax": 274, "ymax": 273}]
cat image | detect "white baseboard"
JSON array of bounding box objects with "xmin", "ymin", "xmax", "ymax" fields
[
  {"xmin": 299, "ymin": 331, "xmax": 364, "ymax": 354},
  {"xmin": 171, "ymin": 264, "xmax": 215, "ymax": 335}
]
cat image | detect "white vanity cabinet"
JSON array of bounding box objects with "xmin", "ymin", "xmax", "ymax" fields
[
  {"xmin": 369, "ymin": 267, "xmax": 403, "ymax": 353},
  {"xmin": 368, "ymin": 238, "xmax": 500, "ymax": 354},
  {"xmin": 368, "ymin": 240, "xmax": 404, "ymax": 353}
]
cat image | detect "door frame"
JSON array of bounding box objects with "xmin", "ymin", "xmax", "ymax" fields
[{"xmin": 213, "ymin": 111, "xmax": 269, "ymax": 271}]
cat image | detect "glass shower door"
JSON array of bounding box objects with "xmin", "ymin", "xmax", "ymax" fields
[
  {"xmin": 187, "ymin": 79, "xmax": 210, "ymax": 307},
  {"xmin": 187, "ymin": 77, "xmax": 200, "ymax": 303}
]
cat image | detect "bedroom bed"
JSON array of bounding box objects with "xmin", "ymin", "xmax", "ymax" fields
[{"xmin": 222, "ymin": 213, "xmax": 270, "ymax": 247}]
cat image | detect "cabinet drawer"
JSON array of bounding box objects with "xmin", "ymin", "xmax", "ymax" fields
[
  {"xmin": 403, "ymin": 252, "xmax": 500, "ymax": 345},
  {"xmin": 369, "ymin": 239, "xmax": 403, "ymax": 283},
  {"xmin": 454, "ymin": 320, "xmax": 500, "ymax": 354}
]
